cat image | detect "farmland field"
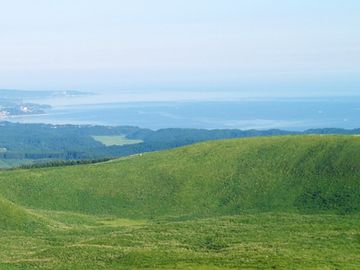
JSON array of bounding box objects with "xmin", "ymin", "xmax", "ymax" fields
[{"xmin": 92, "ymin": 135, "xmax": 143, "ymax": 146}]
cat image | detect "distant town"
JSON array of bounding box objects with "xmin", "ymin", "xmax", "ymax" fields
[{"xmin": 0, "ymin": 90, "xmax": 92, "ymax": 118}]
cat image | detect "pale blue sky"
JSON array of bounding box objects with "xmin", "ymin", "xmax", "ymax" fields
[{"xmin": 0, "ymin": 0, "xmax": 359, "ymax": 97}]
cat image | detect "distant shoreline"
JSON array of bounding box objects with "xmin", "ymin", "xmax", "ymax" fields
[{"xmin": 2, "ymin": 97, "xmax": 360, "ymax": 131}]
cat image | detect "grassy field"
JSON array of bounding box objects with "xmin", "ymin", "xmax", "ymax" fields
[
  {"xmin": 0, "ymin": 135, "xmax": 359, "ymax": 269},
  {"xmin": 92, "ymin": 135, "xmax": 143, "ymax": 146},
  {"xmin": 0, "ymin": 212, "xmax": 358, "ymax": 270}
]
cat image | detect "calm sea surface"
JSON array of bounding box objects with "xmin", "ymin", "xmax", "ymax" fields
[{"xmin": 8, "ymin": 97, "xmax": 360, "ymax": 131}]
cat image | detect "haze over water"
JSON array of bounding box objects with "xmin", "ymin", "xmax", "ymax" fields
[
  {"xmin": 11, "ymin": 91, "xmax": 360, "ymax": 131},
  {"xmin": 2, "ymin": 1, "xmax": 360, "ymax": 131}
]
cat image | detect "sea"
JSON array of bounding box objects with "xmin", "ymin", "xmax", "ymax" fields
[{"xmin": 7, "ymin": 95, "xmax": 360, "ymax": 131}]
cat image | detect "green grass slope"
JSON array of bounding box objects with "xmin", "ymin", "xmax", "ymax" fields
[
  {"xmin": 0, "ymin": 197, "xmax": 45, "ymax": 231},
  {"xmin": 0, "ymin": 135, "xmax": 359, "ymax": 218},
  {"xmin": 0, "ymin": 135, "xmax": 359, "ymax": 269}
]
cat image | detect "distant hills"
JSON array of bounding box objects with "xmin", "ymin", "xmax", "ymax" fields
[
  {"xmin": 0, "ymin": 89, "xmax": 93, "ymax": 100},
  {"xmin": 2, "ymin": 121, "xmax": 360, "ymax": 168}
]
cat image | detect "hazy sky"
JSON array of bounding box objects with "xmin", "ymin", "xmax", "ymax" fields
[{"xmin": 0, "ymin": 0, "xmax": 359, "ymax": 97}]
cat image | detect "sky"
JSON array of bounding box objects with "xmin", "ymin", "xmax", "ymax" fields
[{"xmin": 0, "ymin": 0, "xmax": 359, "ymax": 98}]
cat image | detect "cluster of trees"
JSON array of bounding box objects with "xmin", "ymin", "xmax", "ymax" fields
[
  {"xmin": 1, "ymin": 121, "xmax": 360, "ymax": 168},
  {"xmin": 15, "ymin": 158, "xmax": 113, "ymax": 169}
]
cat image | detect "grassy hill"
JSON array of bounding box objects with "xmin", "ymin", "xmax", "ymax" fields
[
  {"xmin": 0, "ymin": 135, "xmax": 359, "ymax": 269},
  {"xmin": 0, "ymin": 135, "xmax": 359, "ymax": 217}
]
